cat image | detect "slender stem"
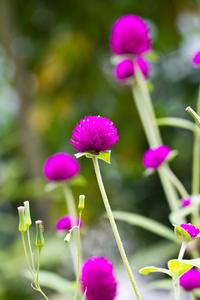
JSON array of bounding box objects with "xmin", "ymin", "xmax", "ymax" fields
[
  {"xmin": 132, "ymin": 72, "xmax": 180, "ymax": 212},
  {"xmin": 191, "ymin": 290, "xmax": 197, "ymax": 300},
  {"xmin": 74, "ymin": 211, "xmax": 82, "ymax": 300},
  {"xmin": 173, "ymin": 277, "xmax": 180, "ymax": 300},
  {"xmin": 164, "ymin": 165, "xmax": 189, "ymax": 199},
  {"xmin": 178, "ymin": 241, "xmax": 187, "ymax": 260},
  {"xmin": 21, "ymin": 233, "xmax": 37, "ymax": 288},
  {"xmin": 62, "ymin": 182, "xmax": 79, "ymax": 275},
  {"xmin": 37, "ymin": 249, "xmax": 41, "ymax": 284},
  {"xmin": 192, "ymin": 127, "xmax": 200, "ymax": 195},
  {"xmin": 92, "ymin": 156, "xmax": 142, "ymax": 300},
  {"xmin": 27, "ymin": 228, "xmax": 36, "ymax": 275},
  {"xmin": 37, "ymin": 288, "xmax": 49, "ymax": 300}
]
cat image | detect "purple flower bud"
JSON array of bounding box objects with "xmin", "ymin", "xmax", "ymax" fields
[
  {"xmin": 55, "ymin": 215, "xmax": 82, "ymax": 231},
  {"xmin": 180, "ymin": 268, "xmax": 200, "ymax": 290},
  {"xmin": 181, "ymin": 197, "xmax": 191, "ymax": 208},
  {"xmin": 114, "ymin": 56, "xmax": 150, "ymax": 82},
  {"xmin": 110, "ymin": 15, "xmax": 151, "ymax": 55},
  {"xmin": 43, "ymin": 153, "xmax": 80, "ymax": 181},
  {"xmin": 192, "ymin": 50, "xmax": 200, "ymax": 66},
  {"xmin": 80, "ymin": 257, "xmax": 117, "ymax": 300},
  {"xmin": 70, "ymin": 116, "xmax": 119, "ymax": 153},
  {"xmin": 143, "ymin": 145, "xmax": 171, "ymax": 169},
  {"xmin": 180, "ymin": 223, "xmax": 200, "ymax": 238}
]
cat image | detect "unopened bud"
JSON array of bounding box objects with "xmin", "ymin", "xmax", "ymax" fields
[
  {"xmin": 24, "ymin": 201, "xmax": 32, "ymax": 228},
  {"xmin": 17, "ymin": 206, "xmax": 27, "ymax": 234},
  {"xmin": 78, "ymin": 195, "xmax": 85, "ymax": 211},
  {"xmin": 35, "ymin": 220, "xmax": 45, "ymax": 250},
  {"xmin": 64, "ymin": 232, "xmax": 71, "ymax": 243}
]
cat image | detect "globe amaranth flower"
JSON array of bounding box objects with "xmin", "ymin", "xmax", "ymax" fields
[
  {"xmin": 143, "ymin": 145, "xmax": 171, "ymax": 169},
  {"xmin": 180, "ymin": 223, "xmax": 200, "ymax": 238},
  {"xmin": 80, "ymin": 257, "xmax": 117, "ymax": 300},
  {"xmin": 181, "ymin": 196, "xmax": 191, "ymax": 208},
  {"xmin": 70, "ymin": 116, "xmax": 119, "ymax": 152},
  {"xmin": 110, "ymin": 15, "xmax": 151, "ymax": 55},
  {"xmin": 43, "ymin": 153, "xmax": 80, "ymax": 181},
  {"xmin": 180, "ymin": 268, "xmax": 200, "ymax": 290},
  {"xmin": 192, "ymin": 50, "xmax": 200, "ymax": 66},
  {"xmin": 114, "ymin": 56, "xmax": 150, "ymax": 82},
  {"xmin": 55, "ymin": 215, "xmax": 82, "ymax": 231}
]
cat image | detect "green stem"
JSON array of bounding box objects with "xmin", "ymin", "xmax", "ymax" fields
[
  {"xmin": 191, "ymin": 290, "xmax": 197, "ymax": 300},
  {"xmin": 132, "ymin": 70, "xmax": 180, "ymax": 212},
  {"xmin": 62, "ymin": 183, "xmax": 79, "ymax": 276},
  {"xmin": 37, "ymin": 288, "xmax": 49, "ymax": 300},
  {"xmin": 27, "ymin": 228, "xmax": 36, "ymax": 275},
  {"xmin": 163, "ymin": 165, "xmax": 189, "ymax": 199},
  {"xmin": 74, "ymin": 211, "xmax": 82, "ymax": 300},
  {"xmin": 178, "ymin": 241, "xmax": 187, "ymax": 260},
  {"xmin": 192, "ymin": 128, "xmax": 200, "ymax": 195},
  {"xmin": 173, "ymin": 277, "xmax": 180, "ymax": 300},
  {"xmin": 92, "ymin": 156, "xmax": 142, "ymax": 300},
  {"xmin": 21, "ymin": 233, "xmax": 37, "ymax": 288},
  {"xmin": 37, "ymin": 249, "xmax": 41, "ymax": 284}
]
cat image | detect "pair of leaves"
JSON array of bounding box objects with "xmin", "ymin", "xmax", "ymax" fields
[
  {"xmin": 140, "ymin": 258, "xmax": 200, "ymax": 279},
  {"xmin": 74, "ymin": 150, "xmax": 111, "ymax": 164}
]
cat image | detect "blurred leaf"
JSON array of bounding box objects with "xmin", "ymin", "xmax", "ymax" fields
[
  {"xmin": 144, "ymin": 50, "xmax": 159, "ymax": 62},
  {"xmin": 173, "ymin": 224, "xmax": 191, "ymax": 241},
  {"xmin": 23, "ymin": 269, "xmax": 76, "ymax": 294},
  {"xmin": 156, "ymin": 118, "xmax": 196, "ymax": 132},
  {"xmin": 139, "ymin": 266, "xmax": 172, "ymax": 277},
  {"xmin": 69, "ymin": 175, "xmax": 87, "ymax": 187},
  {"xmin": 112, "ymin": 211, "xmax": 178, "ymax": 242}
]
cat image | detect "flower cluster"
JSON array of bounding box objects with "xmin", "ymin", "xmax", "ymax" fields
[
  {"xmin": 70, "ymin": 116, "xmax": 119, "ymax": 153},
  {"xmin": 181, "ymin": 196, "xmax": 191, "ymax": 208},
  {"xmin": 180, "ymin": 268, "xmax": 200, "ymax": 290},
  {"xmin": 43, "ymin": 153, "xmax": 80, "ymax": 181},
  {"xmin": 80, "ymin": 257, "xmax": 117, "ymax": 300},
  {"xmin": 180, "ymin": 223, "xmax": 200, "ymax": 238},
  {"xmin": 143, "ymin": 145, "xmax": 171, "ymax": 169},
  {"xmin": 110, "ymin": 15, "xmax": 151, "ymax": 83},
  {"xmin": 55, "ymin": 215, "xmax": 82, "ymax": 231},
  {"xmin": 192, "ymin": 50, "xmax": 200, "ymax": 66}
]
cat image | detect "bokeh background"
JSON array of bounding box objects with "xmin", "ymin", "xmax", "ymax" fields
[{"xmin": 1, "ymin": 0, "xmax": 200, "ymax": 299}]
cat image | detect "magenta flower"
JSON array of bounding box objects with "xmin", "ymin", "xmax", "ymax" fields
[
  {"xmin": 55, "ymin": 215, "xmax": 82, "ymax": 231},
  {"xmin": 180, "ymin": 223, "xmax": 200, "ymax": 238},
  {"xmin": 43, "ymin": 153, "xmax": 80, "ymax": 181},
  {"xmin": 110, "ymin": 15, "xmax": 151, "ymax": 55},
  {"xmin": 180, "ymin": 268, "xmax": 200, "ymax": 290},
  {"xmin": 143, "ymin": 145, "xmax": 171, "ymax": 169},
  {"xmin": 70, "ymin": 116, "xmax": 119, "ymax": 153},
  {"xmin": 192, "ymin": 50, "xmax": 200, "ymax": 66},
  {"xmin": 114, "ymin": 56, "xmax": 150, "ymax": 82},
  {"xmin": 80, "ymin": 257, "xmax": 117, "ymax": 300},
  {"xmin": 181, "ymin": 197, "xmax": 191, "ymax": 208}
]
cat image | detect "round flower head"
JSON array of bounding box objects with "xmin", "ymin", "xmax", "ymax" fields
[
  {"xmin": 55, "ymin": 215, "xmax": 82, "ymax": 231},
  {"xmin": 80, "ymin": 257, "xmax": 117, "ymax": 300},
  {"xmin": 43, "ymin": 153, "xmax": 80, "ymax": 181},
  {"xmin": 110, "ymin": 15, "xmax": 151, "ymax": 55},
  {"xmin": 181, "ymin": 197, "xmax": 191, "ymax": 208},
  {"xmin": 192, "ymin": 50, "xmax": 200, "ymax": 66},
  {"xmin": 70, "ymin": 116, "xmax": 119, "ymax": 152},
  {"xmin": 114, "ymin": 56, "xmax": 150, "ymax": 82},
  {"xmin": 143, "ymin": 145, "xmax": 171, "ymax": 169},
  {"xmin": 180, "ymin": 223, "xmax": 200, "ymax": 238},
  {"xmin": 180, "ymin": 268, "xmax": 200, "ymax": 290}
]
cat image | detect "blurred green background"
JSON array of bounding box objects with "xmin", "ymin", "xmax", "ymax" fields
[{"xmin": 0, "ymin": 0, "xmax": 200, "ymax": 299}]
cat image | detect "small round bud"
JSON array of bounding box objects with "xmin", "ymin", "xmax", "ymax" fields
[
  {"xmin": 78, "ymin": 195, "xmax": 85, "ymax": 211},
  {"xmin": 24, "ymin": 201, "xmax": 32, "ymax": 228},
  {"xmin": 64, "ymin": 232, "xmax": 71, "ymax": 243},
  {"xmin": 35, "ymin": 220, "xmax": 45, "ymax": 250},
  {"xmin": 17, "ymin": 206, "xmax": 27, "ymax": 234}
]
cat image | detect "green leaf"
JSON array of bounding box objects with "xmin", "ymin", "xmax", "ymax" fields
[
  {"xmin": 156, "ymin": 117, "xmax": 196, "ymax": 132},
  {"xmin": 144, "ymin": 50, "xmax": 159, "ymax": 62},
  {"xmin": 173, "ymin": 224, "xmax": 191, "ymax": 241},
  {"xmin": 74, "ymin": 150, "xmax": 111, "ymax": 164},
  {"xmin": 168, "ymin": 260, "xmax": 193, "ymax": 277},
  {"xmin": 181, "ymin": 258, "xmax": 200, "ymax": 269},
  {"xmin": 22, "ymin": 270, "xmax": 76, "ymax": 294},
  {"xmin": 68, "ymin": 175, "xmax": 87, "ymax": 187},
  {"xmin": 112, "ymin": 211, "xmax": 178, "ymax": 243},
  {"xmin": 139, "ymin": 266, "xmax": 172, "ymax": 277}
]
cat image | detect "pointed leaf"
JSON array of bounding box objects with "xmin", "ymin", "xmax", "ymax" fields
[
  {"xmin": 112, "ymin": 211, "xmax": 178, "ymax": 243},
  {"xmin": 139, "ymin": 266, "xmax": 172, "ymax": 277},
  {"xmin": 181, "ymin": 258, "xmax": 200, "ymax": 269},
  {"xmin": 96, "ymin": 151, "xmax": 111, "ymax": 164},
  {"xmin": 173, "ymin": 224, "xmax": 191, "ymax": 241},
  {"xmin": 168, "ymin": 260, "xmax": 193, "ymax": 277}
]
